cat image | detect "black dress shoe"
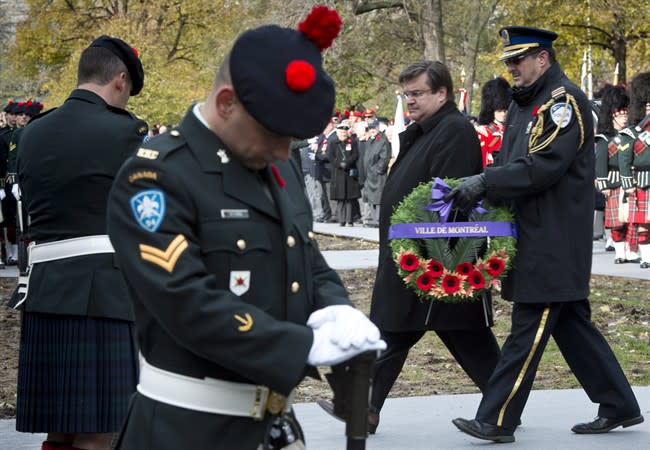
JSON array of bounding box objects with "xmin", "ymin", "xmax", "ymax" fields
[
  {"xmin": 641, "ymin": 262, "xmax": 650, "ymax": 269},
  {"xmin": 614, "ymin": 258, "xmax": 625, "ymax": 264},
  {"xmin": 571, "ymin": 415, "xmax": 644, "ymax": 434},
  {"xmin": 452, "ymin": 418, "xmax": 515, "ymax": 443},
  {"xmin": 339, "ymin": 222, "xmax": 346, "ymax": 227},
  {"xmin": 316, "ymin": 399, "xmax": 344, "ymax": 422},
  {"xmin": 627, "ymin": 257, "xmax": 641, "ymax": 264},
  {"xmin": 316, "ymin": 399, "xmax": 381, "ymax": 434},
  {"xmin": 605, "ymin": 245, "xmax": 615, "ymax": 252}
]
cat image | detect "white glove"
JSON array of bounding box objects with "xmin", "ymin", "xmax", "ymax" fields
[
  {"xmin": 11, "ymin": 183, "xmax": 20, "ymax": 200},
  {"xmin": 0, "ymin": 189, "xmax": 5, "ymax": 201},
  {"xmin": 307, "ymin": 304, "xmax": 381, "ymax": 350},
  {"xmin": 307, "ymin": 321, "xmax": 386, "ymax": 366}
]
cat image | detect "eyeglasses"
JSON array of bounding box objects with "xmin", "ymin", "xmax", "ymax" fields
[{"xmin": 401, "ymin": 89, "xmax": 432, "ymax": 100}]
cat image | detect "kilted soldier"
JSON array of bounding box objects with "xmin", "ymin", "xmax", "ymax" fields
[
  {"xmin": 106, "ymin": 6, "xmax": 385, "ymax": 450},
  {"xmin": 15, "ymin": 35, "xmax": 147, "ymax": 450},
  {"xmin": 620, "ymin": 71, "xmax": 650, "ymax": 268},
  {"xmin": 595, "ymin": 85, "xmax": 639, "ymax": 264}
]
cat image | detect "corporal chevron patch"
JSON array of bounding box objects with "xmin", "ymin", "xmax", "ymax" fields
[{"xmin": 139, "ymin": 234, "xmax": 188, "ymax": 273}]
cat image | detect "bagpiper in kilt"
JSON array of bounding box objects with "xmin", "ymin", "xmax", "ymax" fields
[
  {"xmin": 619, "ymin": 71, "xmax": 650, "ymax": 268},
  {"xmin": 595, "ymin": 85, "xmax": 640, "ymax": 264}
]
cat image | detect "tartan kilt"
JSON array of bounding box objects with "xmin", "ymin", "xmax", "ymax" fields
[
  {"xmin": 629, "ymin": 188, "xmax": 650, "ymax": 225},
  {"xmin": 16, "ymin": 312, "xmax": 138, "ymax": 433},
  {"xmin": 604, "ymin": 187, "xmax": 626, "ymax": 229}
]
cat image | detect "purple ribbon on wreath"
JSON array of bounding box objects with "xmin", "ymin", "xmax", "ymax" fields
[{"xmin": 425, "ymin": 177, "xmax": 486, "ymax": 223}]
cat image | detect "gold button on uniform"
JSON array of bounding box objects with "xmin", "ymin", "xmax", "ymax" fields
[
  {"xmin": 237, "ymin": 239, "xmax": 246, "ymax": 250},
  {"xmin": 308, "ymin": 231, "xmax": 315, "ymax": 239},
  {"xmin": 286, "ymin": 235, "xmax": 296, "ymax": 247},
  {"xmin": 291, "ymin": 282, "xmax": 300, "ymax": 293}
]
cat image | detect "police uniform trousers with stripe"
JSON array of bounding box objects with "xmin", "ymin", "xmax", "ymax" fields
[{"xmin": 475, "ymin": 300, "xmax": 640, "ymax": 430}]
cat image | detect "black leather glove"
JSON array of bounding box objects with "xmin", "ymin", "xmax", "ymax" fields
[{"xmin": 444, "ymin": 173, "xmax": 487, "ymax": 212}]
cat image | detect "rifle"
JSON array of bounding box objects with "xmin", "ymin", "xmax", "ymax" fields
[{"xmin": 326, "ymin": 351, "xmax": 377, "ymax": 450}]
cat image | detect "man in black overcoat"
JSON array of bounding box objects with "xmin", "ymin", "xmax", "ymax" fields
[
  {"xmin": 362, "ymin": 60, "xmax": 502, "ymax": 433},
  {"xmin": 448, "ymin": 26, "xmax": 643, "ymax": 443}
]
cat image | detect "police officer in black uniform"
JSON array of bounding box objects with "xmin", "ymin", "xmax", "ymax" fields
[
  {"xmin": 15, "ymin": 35, "xmax": 147, "ymax": 450},
  {"xmin": 447, "ymin": 26, "xmax": 643, "ymax": 443},
  {"xmin": 106, "ymin": 6, "xmax": 385, "ymax": 450}
]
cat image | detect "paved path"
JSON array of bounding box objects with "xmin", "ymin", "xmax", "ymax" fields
[
  {"xmin": 2, "ymin": 387, "xmax": 648, "ymax": 449},
  {"xmin": 315, "ymin": 222, "xmax": 650, "ymax": 280}
]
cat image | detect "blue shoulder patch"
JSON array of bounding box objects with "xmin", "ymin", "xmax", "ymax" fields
[{"xmin": 130, "ymin": 189, "xmax": 166, "ymax": 232}]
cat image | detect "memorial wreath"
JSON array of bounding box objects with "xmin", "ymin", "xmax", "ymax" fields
[{"xmin": 389, "ymin": 177, "xmax": 517, "ymax": 303}]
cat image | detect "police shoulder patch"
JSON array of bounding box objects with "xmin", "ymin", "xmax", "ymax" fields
[
  {"xmin": 130, "ymin": 189, "xmax": 166, "ymax": 232},
  {"xmin": 550, "ymin": 102, "xmax": 572, "ymax": 128}
]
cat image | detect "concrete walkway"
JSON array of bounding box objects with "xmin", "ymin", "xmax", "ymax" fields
[{"xmin": 2, "ymin": 387, "xmax": 648, "ymax": 449}]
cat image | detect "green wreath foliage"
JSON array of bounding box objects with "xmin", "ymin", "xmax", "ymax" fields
[{"xmin": 390, "ymin": 178, "xmax": 517, "ymax": 303}]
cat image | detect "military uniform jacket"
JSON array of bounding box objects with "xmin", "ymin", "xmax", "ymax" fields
[
  {"xmin": 17, "ymin": 89, "xmax": 147, "ymax": 320},
  {"xmin": 594, "ymin": 132, "xmax": 622, "ymax": 190},
  {"xmin": 483, "ymin": 63, "xmax": 594, "ymax": 304},
  {"xmin": 619, "ymin": 114, "xmax": 650, "ymax": 189},
  {"xmin": 106, "ymin": 107, "xmax": 351, "ymax": 449},
  {"xmin": 0, "ymin": 126, "xmax": 13, "ymax": 180},
  {"xmin": 370, "ymin": 101, "xmax": 492, "ymax": 332}
]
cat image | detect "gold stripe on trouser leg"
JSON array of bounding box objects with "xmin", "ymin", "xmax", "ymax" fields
[{"xmin": 497, "ymin": 306, "xmax": 551, "ymax": 427}]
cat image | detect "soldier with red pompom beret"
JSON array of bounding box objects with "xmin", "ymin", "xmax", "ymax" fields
[{"xmin": 106, "ymin": 5, "xmax": 385, "ymax": 449}]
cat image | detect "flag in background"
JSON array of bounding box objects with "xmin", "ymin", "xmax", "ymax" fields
[
  {"xmin": 391, "ymin": 93, "xmax": 406, "ymax": 160},
  {"xmin": 457, "ymin": 88, "xmax": 468, "ymax": 116}
]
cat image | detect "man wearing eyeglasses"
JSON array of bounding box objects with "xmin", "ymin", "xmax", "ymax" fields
[
  {"xmin": 447, "ymin": 26, "xmax": 643, "ymax": 443},
  {"xmin": 356, "ymin": 60, "xmax": 501, "ymax": 433}
]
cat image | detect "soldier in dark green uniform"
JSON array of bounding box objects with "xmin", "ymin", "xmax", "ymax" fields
[
  {"xmin": 594, "ymin": 85, "xmax": 639, "ymax": 264},
  {"xmin": 0, "ymin": 100, "xmax": 18, "ymax": 265},
  {"xmin": 15, "ymin": 35, "xmax": 147, "ymax": 450},
  {"xmin": 106, "ymin": 6, "xmax": 385, "ymax": 450},
  {"xmin": 447, "ymin": 26, "xmax": 643, "ymax": 443},
  {"xmin": 619, "ymin": 72, "xmax": 650, "ymax": 268}
]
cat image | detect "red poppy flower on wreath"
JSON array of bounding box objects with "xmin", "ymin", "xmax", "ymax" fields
[
  {"xmin": 441, "ymin": 273, "xmax": 461, "ymax": 294},
  {"xmin": 427, "ymin": 259, "xmax": 444, "ymax": 277},
  {"xmin": 486, "ymin": 256, "xmax": 506, "ymax": 277},
  {"xmin": 416, "ymin": 271, "xmax": 437, "ymax": 292},
  {"xmin": 455, "ymin": 262, "xmax": 474, "ymax": 277},
  {"xmin": 467, "ymin": 270, "xmax": 486, "ymax": 289},
  {"xmin": 399, "ymin": 252, "xmax": 420, "ymax": 271}
]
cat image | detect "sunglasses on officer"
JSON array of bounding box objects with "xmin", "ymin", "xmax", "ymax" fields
[{"xmin": 503, "ymin": 50, "xmax": 542, "ymax": 66}]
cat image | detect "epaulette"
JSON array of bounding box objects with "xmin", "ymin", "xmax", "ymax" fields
[
  {"xmin": 619, "ymin": 127, "xmax": 637, "ymax": 140},
  {"xmin": 135, "ymin": 129, "xmax": 185, "ymax": 161},
  {"xmin": 551, "ymin": 86, "xmax": 566, "ymax": 100}
]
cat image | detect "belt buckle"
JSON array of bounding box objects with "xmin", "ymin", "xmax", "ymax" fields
[
  {"xmin": 252, "ymin": 386, "xmax": 287, "ymax": 420},
  {"xmin": 265, "ymin": 391, "xmax": 287, "ymax": 416}
]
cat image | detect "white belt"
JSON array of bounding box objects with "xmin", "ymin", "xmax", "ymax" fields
[
  {"xmin": 137, "ymin": 355, "xmax": 292, "ymax": 420},
  {"xmin": 28, "ymin": 235, "xmax": 115, "ymax": 265},
  {"xmin": 13, "ymin": 235, "xmax": 115, "ymax": 309}
]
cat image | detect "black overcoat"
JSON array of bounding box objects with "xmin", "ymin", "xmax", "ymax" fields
[
  {"xmin": 483, "ymin": 64, "xmax": 594, "ymax": 303},
  {"xmin": 17, "ymin": 89, "xmax": 147, "ymax": 320},
  {"xmin": 370, "ymin": 101, "xmax": 492, "ymax": 332},
  {"xmin": 107, "ymin": 107, "xmax": 352, "ymax": 450},
  {"xmin": 327, "ymin": 135, "xmax": 361, "ymax": 200}
]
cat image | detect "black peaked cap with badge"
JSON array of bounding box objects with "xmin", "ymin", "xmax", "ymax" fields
[
  {"xmin": 230, "ymin": 7, "xmax": 341, "ymax": 138},
  {"xmin": 499, "ymin": 26, "xmax": 558, "ymax": 61},
  {"xmin": 90, "ymin": 35, "xmax": 144, "ymax": 96}
]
